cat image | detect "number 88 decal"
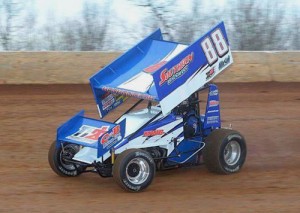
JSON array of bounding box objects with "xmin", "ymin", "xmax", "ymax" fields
[{"xmin": 201, "ymin": 28, "xmax": 229, "ymax": 65}]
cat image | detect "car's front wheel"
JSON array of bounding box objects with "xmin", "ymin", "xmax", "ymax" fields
[
  {"xmin": 48, "ymin": 141, "xmax": 84, "ymax": 177},
  {"xmin": 113, "ymin": 149, "xmax": 156, "ymax": 192}
]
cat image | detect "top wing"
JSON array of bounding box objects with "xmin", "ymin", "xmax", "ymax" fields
[
  {"xmin": 90, "ymin": 22, "xmax": 232, "ymax": 118},
  {"xmin": 152, "ymin": 22, "xmax": 232, "ymax": 115}
]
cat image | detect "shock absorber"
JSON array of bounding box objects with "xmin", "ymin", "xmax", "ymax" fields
[{"xmin": 111, "ymin": 148, "xmax": 115, "ymax": 164}]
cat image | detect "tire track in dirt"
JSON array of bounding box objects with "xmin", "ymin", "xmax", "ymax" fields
[{"xmin": 0, "ymin": 82, "xmax": 299, "ymax": 212}]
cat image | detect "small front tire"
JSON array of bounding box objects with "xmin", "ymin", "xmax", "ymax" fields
[
  {"xmin": 48, "ymin": 141, "xmax": 83, "ymax": 177},
  {"xmin": 113, "ymin": 149, "xmax": 156, "ymax": 192}
]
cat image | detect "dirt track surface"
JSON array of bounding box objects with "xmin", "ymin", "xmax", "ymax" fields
[{"xmin": 0, "ymin": 82, "xmax": 299, "ymax": 212}]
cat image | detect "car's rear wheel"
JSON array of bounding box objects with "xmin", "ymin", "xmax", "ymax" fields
[
  {"xmin": 203, "ymin": 129, "xmax": 247, "ymax": 174},
  {"xmin": 113, "ymin": 149, "xmax": 156, "ymax": 192},
  {"xmin": 48, "ymin": 141, "xmax": 84, "ymax": 177}
]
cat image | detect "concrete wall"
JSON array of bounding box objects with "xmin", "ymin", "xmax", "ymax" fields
[
  {"xmin": 216, "ymin": 52, "xmax": 300, "ymax": 82},
  {"xmin": 0, "ymin": 51, "xmax": 299, "ymax": 84}
]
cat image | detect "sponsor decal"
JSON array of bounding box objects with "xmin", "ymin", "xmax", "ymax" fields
[
  {"xmin": 101, "ymin": 92, "xmax": 111, "ymax": 99},
  {"xmin": 207, "ymin": 116, "xmax": 219, "ymax": 124},
  {"xmin": 201, "ymin": 28, "xmax": 229, "ymax": 65},
  {"xmin": 102, "ymin": 86, "xmax": 155, "ymax": 101},
  {"xmin": 209, "ymin": 89, "xmax": 218, "ymax": 96},
  {"xmin": 143, "ymin": 129, "xmax": 165, "ymax": 137},
  {"xmin": 58, "ymin": 166, "xmax": 77, "ymax": 176},
  {"xmin": 144, "ymin": 61, "xmax": 167, "ymax": 73},
  {"xmin": 218, "ymin": 55, "xmax": 230, "ymax": 70},
  {"xmin": 67, "ymin": 125, "xmax": 110, "ymax": 144},
  {"xmin": 159, "ymin": 52, "xmax": 194, "ymax": 86},
  {"xmin": 101, "ymin": 93, "xmax": 115, "ymax": 110},
  {"xmin": 123, "ymin": 179, "xmax": 141, "ymax": 191},
  {"xmin": 225, "ymin": 165, "xmax": 240, "ymax": 172},
  {"xmin": 135, "ymin": 152, "xmax": 155, "ymax": 163},
  {"xmin": 100, "ymin": 125, "xmax": 122, "ymax": 149},
  {"xmin": 207, "ymin": 110, "xmax": 219, "ymax": 114},
  {"xmin": 109, "ymin": 96, "xmax": 127, "ymax": 112},
  {"xmin": 209, "ymin": 100, "xmax": 219, "ymax": 107},
  {"xmin": 206, "ymin": 68, "xmax": 215, "ymax": 80},
  {"xmin": 228, "ymin": 134, "xmax": 242, "ymax": 141}
]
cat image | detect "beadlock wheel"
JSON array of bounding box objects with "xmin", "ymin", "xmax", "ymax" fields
[
  {"xmin": 48, "ymin": 141, "xmax": 84, "ymax": 177},
  {"xmin": 203, "ymin": 129, "xmax": 247, "ymax": 174},
  {"xmin": 224, "ymin": 140, "xmax": 241, "ymax": 166},
  {"xmin": 113, "ymin": 149, "xmax": 155, "ymax": 192},
  {"xmin": 126, "ymin": 158, "xmax": 150, "ymax": 185}
]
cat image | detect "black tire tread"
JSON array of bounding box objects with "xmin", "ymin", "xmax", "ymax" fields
[
  {"xmin": 113, "ymin": 149, "xmax": 155, "ymax": 192},
  {"xmin": 48, "ymin": 141, "xmax": 68, "ymax": 177},
  {"xmin": 48, "ymin": 141, "xmax": 81, "ymax": 177},
  {"xmin": 113, "ymin": 149, "xmax": 139, "ymax": 192},
  {"xmin": 203, "ymin": 129, "xmax": 244, "ymax": 174}
]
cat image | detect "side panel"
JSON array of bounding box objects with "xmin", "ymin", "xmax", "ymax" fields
[
  {"xmin": 95, "ymin": 90, "xmax": 128, "ymax": 118},
  {"xmin": 153, "ymin": 22, "xmax": 232, "ymax": 115},
  {"xmin": 97, "ymin": 119, "xmax": 126, "ymax": 158},
  {"xmin": 167, "ymin": 139, "xmax": 205, "ymax": 164},
  {"xmin": 56, "ymin": 110, "xmax": 85, "ymax": 147},
  {"xmin": 56, "ymin": 110, "xmax": 115, "ymax": 148},
  {"xmin": 115, "ymin": 115, "xmax": 183, "ymax": 154},
  {"xmin": 203, "ymin": 84, "xmax": 221, "ymax": 129}
]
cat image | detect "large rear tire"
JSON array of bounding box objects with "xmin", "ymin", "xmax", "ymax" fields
[
  {"xmin": 203, "ymin": 129, "xmax": 247, "ymax": 174},
  {"xmin": 113, "ymin": 149, "xmax": 156, "ymax": 192},
  {"xmin": 48, "ymin": 141, "xmax": 83, "ymax": 177}
]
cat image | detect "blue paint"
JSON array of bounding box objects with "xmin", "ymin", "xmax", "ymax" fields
[
  {"xmin": 56, "ymin": 111, "xmax": 125, "ymax": 157},
  {"xmin": 167, "ymin": 139, "xmax": 204, "ymax": 164},
  {"xmin": 89, "ymin": 22, "xmax": 230, "ymax": 118}
]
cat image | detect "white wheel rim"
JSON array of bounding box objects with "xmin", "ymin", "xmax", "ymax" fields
[
  {"xmin": 224, "ymin": 140, "xmax": 241, "ymax": 166},
  {"xmin": 126, "ymin": 158, "xmax": 150, "ymax": 185}
]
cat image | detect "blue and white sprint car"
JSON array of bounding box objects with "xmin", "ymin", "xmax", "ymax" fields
[{"xmin": 48, "ymin": 22, "xmax": 247, "ymax": 192}]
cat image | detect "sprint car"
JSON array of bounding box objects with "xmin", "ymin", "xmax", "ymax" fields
[{"xmin": 48, "ymin": 22, "xmax": 247, "ymax": 192}]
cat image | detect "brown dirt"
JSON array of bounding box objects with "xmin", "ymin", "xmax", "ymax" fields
[{"xmin": 0, "ymin": 82, "xmax": 299, "ymax": 212}]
